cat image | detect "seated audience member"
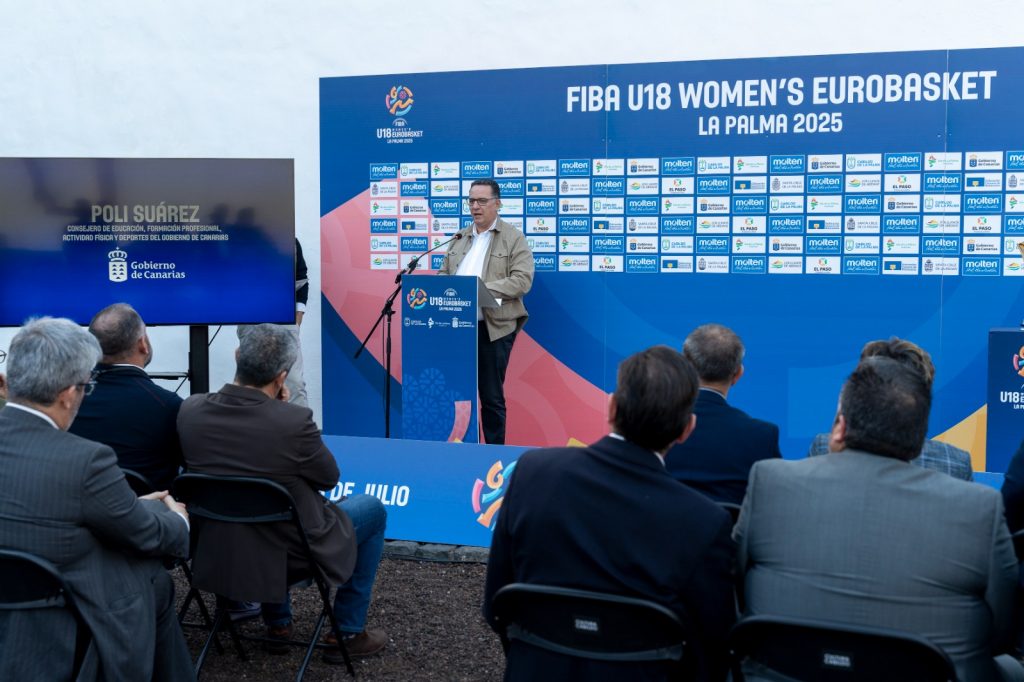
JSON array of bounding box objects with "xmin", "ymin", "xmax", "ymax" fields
[
  {"xmin": 484, "ymin": 346, "xmax": 736, "ymax": 681},
  {"xmin": 177, "ymin": 324, "xmax": 388, "ymax": 660},
  {"xmin": 1002, "ymin": 437, "xmax": 1024, "ymax": 534},
  {"xmin": 0, "ymin": 371, "xmax": 6, "ymax": 409},
  {"xmin": 807, "ymin": 337, "xmax": 974, "ymax": 481},
  {"xmin": 664, "ymin": 324, "xmax": 782, "ymax": 505},
  {"xmin": 735, "ymin": 357, "xmax": 1022, "ymax": 682},
  {"xmin": 0, "ymin": 318, "xmax": 192, "ymax": 681},
  {"xmin": 69, "ymin": 303, "xmax": 183, "ymax": 490}
]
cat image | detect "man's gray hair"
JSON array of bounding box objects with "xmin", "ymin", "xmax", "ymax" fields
[
  {"xmin": 7, "ymin": 318, "xmax": 101, "ymax": 404},
  {"xmin": 683, "ymin": 323, "xmax": 745, "ymax": 383},
  {"xmin": 235, "ymin": 324, "xmax": 297, "ymax": 387},
  {"xmin": 89, "ymin": 303, "xmax": 145, "ymax": 360}
]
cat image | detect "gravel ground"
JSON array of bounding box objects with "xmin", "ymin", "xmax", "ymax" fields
[{"xmin": 173, "ymin": 557, "xmax": 505, "ymax": 681}]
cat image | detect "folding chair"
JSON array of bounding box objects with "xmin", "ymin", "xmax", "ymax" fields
[
  {"xmin": 0, "ymin": 549, "xmax": 92, "ymax": 680},
  {"xmin": 172, "ymin": 473, "xmax": 354, "ymax": 680},
  {"xmin": 122, "ymin": 467, "xmax": 215, "ymax": 632},
  {"xmin": 728, "ymin": 614, "xmax": 958, "ymax": 681},
  {"xmin": 121, "ymin": 468, "xmax": 158, "ymax": 496},
  {"xmin": 490, "ymin": 583, "xmax": 691, "ymax": 680}
]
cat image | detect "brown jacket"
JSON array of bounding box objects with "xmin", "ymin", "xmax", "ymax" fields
[
  {"xmin": 439, "ymin": 218, "xmax": 534, "ymax": 341},
  {"xmin": 177, "ymin": 383, "xmax": 356, "ymax": 602}
]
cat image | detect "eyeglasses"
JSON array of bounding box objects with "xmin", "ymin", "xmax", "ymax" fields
[
  {"xmin": 0, "ymin": 349, "xmax": 6, "ymax": 364},
  {"xmin": 75, "ymin": 370, "xmax": 98, "ymax": 397},
  {"xmin": 466, "ymin": 197, "xmax": 496, "ymax": 206}
]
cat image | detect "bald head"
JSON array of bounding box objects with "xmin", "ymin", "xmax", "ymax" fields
[{"xmin": 88, "ymin": 303, "xmax": 151, "ymax": 367}]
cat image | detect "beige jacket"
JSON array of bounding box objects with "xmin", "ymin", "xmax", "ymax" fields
[{"xmin": 439, "ymin": 218, "xmax": 534, "ymax": 341}]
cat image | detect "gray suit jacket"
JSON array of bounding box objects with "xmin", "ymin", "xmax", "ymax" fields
[
  {"xmin": 0, "ymin": 406, "xmax": 189, "ymax": 680},
  {"xmin": 734, "ymin": 450, "xmax": 1017, "ymax": 682},
  {"xmin": 439, "ymin": 218, "xmax": 534, "ymax": 341}
]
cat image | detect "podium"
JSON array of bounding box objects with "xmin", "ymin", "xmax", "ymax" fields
[
  {"xmin": 401, "ymin": 274, "xmax": 498, "ymax": 442},
  {"xmin": 987, "ymin": 328, "xmax": 1024, "ymax": 473}
]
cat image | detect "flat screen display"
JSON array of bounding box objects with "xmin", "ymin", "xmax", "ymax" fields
[{"xmin": 0, "ymin": 158, "xmax": 295, "ymax": 326}]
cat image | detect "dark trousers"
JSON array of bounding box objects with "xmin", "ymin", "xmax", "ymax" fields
[{"xmin": 479, "ymin": 327, "xmax": 517, "ymax": 445}]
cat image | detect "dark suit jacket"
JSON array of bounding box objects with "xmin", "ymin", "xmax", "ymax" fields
[
  {"xmin": 664, "ymin": 389, "xmax": 782, "ymax": 505},
  {"xmin": 0, "ymin": 405, "xmax": 189, "ymax": 680},
  {"xmin": 483, "ymin": 436, "xmax": 736, "ymax": 681},
  {"xmin": 70, "ymin": 363, "xmax": 184, "ymax": 490},
  {"xmin": 1001, "ymin": 437, "xmax": 1024, "ymax": 533},
  {"xmin": 177, "ymin": 384, "xmax": 356, "ymax": 602}
]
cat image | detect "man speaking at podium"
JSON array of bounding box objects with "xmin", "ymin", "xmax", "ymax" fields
[{"xmin": 439, "ymin": 179, "xmax": 534, "ymax": 444}]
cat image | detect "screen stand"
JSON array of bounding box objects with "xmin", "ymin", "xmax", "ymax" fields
[{"xmin": 188, "ymin": 325, "xmax": 210, "ymax": 395}]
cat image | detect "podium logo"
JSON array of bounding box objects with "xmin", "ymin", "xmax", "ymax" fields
[
  {"xmin": 406, "ymin": 288, "xmax": 428, "ymax": 310},
  {"xmin": 385, "ymin": 85, "xmax": 414, "ymax": 116},
  {"xmin": 472, "ymin": 460, "xmax": 518, "ymax": 529},
  {"xmin": 108, "ymin": 249, "xmax": 128, "ymax": 283}
]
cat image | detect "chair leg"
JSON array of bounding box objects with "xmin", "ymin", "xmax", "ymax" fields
[
  {"xmin": 178, "ymin": 586, "xmax": 223, "ymax": 655},
  {"xmin": 296, "ymin": 609, "xmax": 328, "ymax": 682},
  {"xmin": 195, "ymin": 608, "xmax": 226, "ymax": 677},
  {"xmin": 316, "ymin": 582, "xmax": 355, "ymax": 677}
]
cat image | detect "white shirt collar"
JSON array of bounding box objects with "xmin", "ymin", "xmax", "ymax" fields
[
  {"xmin": 699, "ymin": 386, "xmax": 727, "ymax": 400},
  {"xmin": 5, "ymin": 403, "xmax": 60, "ymax": 430},
  {"xmin": 608, "ymin": 432, "xmax": 665, "ymax": 466}
]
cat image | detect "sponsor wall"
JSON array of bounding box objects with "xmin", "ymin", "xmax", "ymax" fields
[{"xmin": 322, "ymin": 48, "xmax": 1024, "ymax": 477}]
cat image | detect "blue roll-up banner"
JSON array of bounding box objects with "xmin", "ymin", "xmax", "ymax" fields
[
  {"xmin": 987, "ymin": 328, "xmax": 1024, "ymax": 473},
  {"xmin": 401, "ymin": 274, "xmax": 480, "ymax": 442}
]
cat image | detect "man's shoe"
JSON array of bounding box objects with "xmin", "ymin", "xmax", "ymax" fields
[
  {"xmin": 322, "ymin": 629, "xmax": 387, "ymax": 663},
  {"xmin": 264, "ymin": 623, "xmax": 293, "ymax": 654}
]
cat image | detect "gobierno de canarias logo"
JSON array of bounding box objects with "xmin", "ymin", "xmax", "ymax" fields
[
  {"xmin": 386, "ymin": 85, "xmax": 414, "ymax": 117},
  {"xmin": 1012, "ymin": 345, "xmax": 1024, "ymax": 379},
  {"xmin": 472, "ymin": 460, "xmax": 518, "ymax": 530},
  {"xmin": 406, "ymin": 287, "xmax": 427, "ymax": 310}
]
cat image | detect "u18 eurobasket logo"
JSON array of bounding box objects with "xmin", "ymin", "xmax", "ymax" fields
[
  {"xmin": 108, "ymin": 249, "xmax": 128, "ymax": 282},
  {"xmin": 472, "ymin": 460, "xmax": 518, "ymax": 529},
  {"xmin": 1012, "ymin": 346, "xmax": 1024, "ymax": 379},
  {"xmin": 386, "ymin": 85, "xmax": 414, "ymax": 117},
  {"xmin": 406, "ymin": 288, "xmax": 427, "ymax": 310}
]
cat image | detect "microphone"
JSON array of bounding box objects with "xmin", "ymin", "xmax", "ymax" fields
[{"xmin": 395, "ymin": 232, "xmax": 463, "ymax": 283}]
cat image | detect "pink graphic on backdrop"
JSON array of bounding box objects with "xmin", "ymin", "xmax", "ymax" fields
[{"xmin": 321, "ymin": 190, "xmax": 607, "ymax": 447}]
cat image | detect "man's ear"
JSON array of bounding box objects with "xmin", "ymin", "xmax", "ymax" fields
[
  {"xmin": 732, "ymin": 364, "xmax": 745, "ymax": 386},
  {"xmin": 829, "ymin": 413, "xmax": 847, "ymax": 453},
  {"xmin": 57, "ymin": 384, "xmax": 79, "ymax": 410},
  {"xmin": 607, "ymin": 394, "xmax": 617, "ymax": 428},
  {"xmin": 677, "ymin": 413, "xmax": 697, "ymax": 445}
]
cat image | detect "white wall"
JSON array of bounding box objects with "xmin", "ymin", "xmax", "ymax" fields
[{"xmin": 2, "ymin": 0, "xmax": 1022, "ymax": 423}]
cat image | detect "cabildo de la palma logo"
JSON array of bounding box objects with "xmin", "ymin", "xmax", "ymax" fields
[
  {"xmin": 378, "ymin": 84, "xmax": 424, "ymax": 144},
  {"xmin": 406, "ymin": 287, "xmax": 428, "ymax": 310},
  {"xmin": 108, "ymin": 248, "xmax": 185, "ymax": 282}
]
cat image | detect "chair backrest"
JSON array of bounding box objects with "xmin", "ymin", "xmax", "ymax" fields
[
  {"xmin": 729, "ymin": 615, "xmax": 958, "ymax": 682},
  {"xmin": 718, "ymin": 502, "xmax": 742, "ymax": 525},
  {"xmin": 171, "ymin": 472, "xmax": 318, "ymax": 560},
  {"xmin": 0, "ymin": 549, "xmax": 91, "ymax": 678},
  {"xmin": 172, "ymin": 473, "xmax": 297, "ymax": 524},
  {"xmin": 1011, "ymin": 529, "xmax": 1024, "ymax": 562},
  {"xmin": 491, "ymin": 583, "xmax": 687, "ymax": 663},
  {"xmin": 121, "ymin": 468, "xmax": 157, "ymax": 496}
]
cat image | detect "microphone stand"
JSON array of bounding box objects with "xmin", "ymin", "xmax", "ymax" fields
[{"xmin": 354, "ymin": 232, "xmax": 463, "ymax": 438}]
